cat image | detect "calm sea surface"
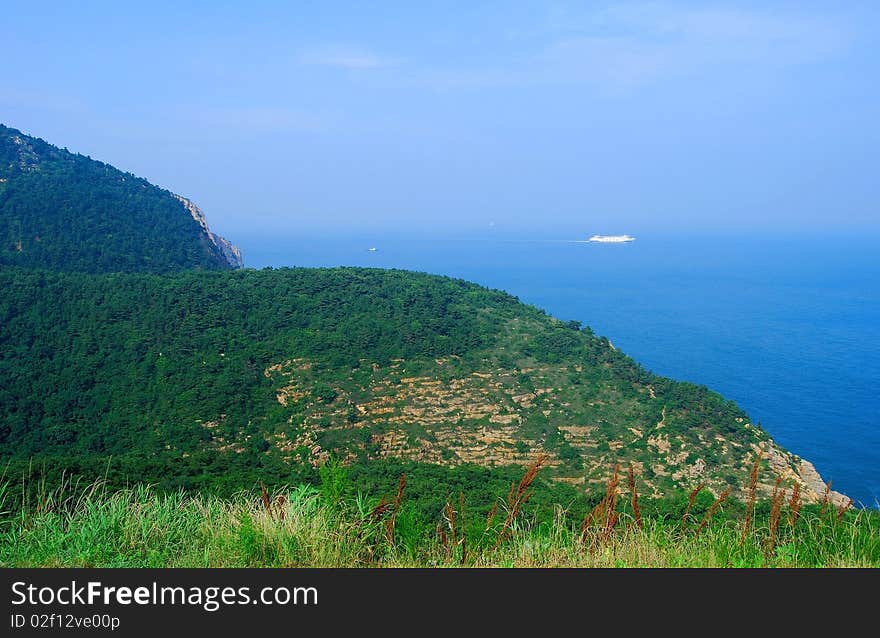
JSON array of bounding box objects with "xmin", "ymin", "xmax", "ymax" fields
[{"xmin": 235, "ymin": 233, "xmax": 879, "ymax": 507}]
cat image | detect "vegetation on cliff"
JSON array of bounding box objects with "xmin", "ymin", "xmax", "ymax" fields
[
  {"xmin": 0, "ymin": 124, "xmax": 239, "ymax": 272},
  {"xmin": 0, "ymin": 266, "xmax": 831, "ymax": 505}
]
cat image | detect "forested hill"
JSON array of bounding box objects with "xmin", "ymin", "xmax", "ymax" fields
[
  {"xmin": 0, "ymin": 124, "xmax": 241, "ymax": 273},
  {"xmin": 0, "ymin": 123, "xmax": 847, "ymax": 510},
  {"xmin": 0, "ymin": 266, "xmax": 841, "ymax": 505}
]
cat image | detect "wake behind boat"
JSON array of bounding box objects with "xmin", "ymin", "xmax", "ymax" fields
[{"xmin": 588, "ymin": 234, "xmax": 635, "ymax": 243}]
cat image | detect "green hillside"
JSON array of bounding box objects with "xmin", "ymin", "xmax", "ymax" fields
[
  {"xmin": 0, "ymin": 124, "xmax": 240, "ymax": 273},
  {"xmin": 0, "ymin": 266, "xmax": 837, "ymax": 506},
  {"xmin": 0, "ymin": 123, "xmax": 868, "ymax": 569}
]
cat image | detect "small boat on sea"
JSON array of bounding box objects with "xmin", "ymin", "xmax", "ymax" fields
[{"xmin": 588, "ymin": 234, "xmax": 635, "ymax": 243}]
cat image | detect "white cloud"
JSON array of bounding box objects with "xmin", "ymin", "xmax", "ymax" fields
[
  {"xmin": 542, "ymin": 4, "xmax": 852, "ymax": 87},
  {"xmin": 422, "ymin": 3, "xmax": 854, "ymax": 92}
]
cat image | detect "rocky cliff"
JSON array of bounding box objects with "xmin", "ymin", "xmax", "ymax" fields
[{"xmin": 173, "ymin": 194, "xmax": 244, "ymax": 269}]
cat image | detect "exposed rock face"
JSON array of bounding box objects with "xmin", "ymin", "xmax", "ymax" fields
[
  {"xmin": 255, "ymin": 353, "xmax": 855, "ymax": 506},
  {"xmin": 752, "ymin": 440, "xmax": 850, "ymax": 507},
  {"xmin": 173, "ymin": 194, "xmax": 244, "ymax": 269},
  {"xmin": 798, "ymin": 458, "xmax": 851, "ymax": 508},
  {"xmin": 5, "ymin": 133, "xmax": 42, "ymax": 172},
  {"xmin": 213, "ymin": 234, "xmax": 244, "ymax": 269}
]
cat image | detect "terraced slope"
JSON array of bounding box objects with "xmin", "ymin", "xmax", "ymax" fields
[{"xmin": 0, "ymin": 266, "xmax": 843, "ymax": 504}]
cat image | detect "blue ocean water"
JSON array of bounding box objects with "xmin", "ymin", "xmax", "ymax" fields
[{"xmin": 235, "ymin": 233, "xmax": 879, "ymax": 507}]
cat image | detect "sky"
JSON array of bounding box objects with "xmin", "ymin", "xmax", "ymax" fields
[{"xmin": 2, "ymin": 1, "xmax": 879, "ymax": 239}]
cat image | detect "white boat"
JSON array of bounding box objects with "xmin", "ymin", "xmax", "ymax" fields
[
  {"xmin": 367, "ymin": 247, "xmax": 378, "ymax": 252},
  {"xmin": 588, "ymin": 234, "xmax": 635, "ymax": 243}
]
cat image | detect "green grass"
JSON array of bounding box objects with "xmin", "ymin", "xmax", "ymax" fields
[{"xmin": 1, "ymin": 475, "xmax": 877, "ymax": 568}]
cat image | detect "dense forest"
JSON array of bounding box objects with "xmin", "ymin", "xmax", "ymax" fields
[
  {"xmin": 0, "ymin": 124, "xmax": 238, "ymax": 272},
  {"xmin": 0, "ymin": 265, "xmax": 811, "ymax": 504}
]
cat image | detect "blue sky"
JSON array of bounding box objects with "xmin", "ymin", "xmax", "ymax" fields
[{"xmin": 2, "ymin": 1, "xmax": 878, "ymax": 238}]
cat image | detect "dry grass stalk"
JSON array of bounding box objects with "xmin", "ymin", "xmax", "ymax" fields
[
  {"xmin": 579, "ymin": 507, "xmax": 597, "ymax": 544},
  {"xmin": 628, "ymin": 464, "xmax": 642, "ymax": 530},
  {"xmin": 438, "ymin": 495, "xmax": 468, "ymax": 563},
  {"xmin": 274, "ymin": 494, "xmax": 286, "ymax": 521},
  {"xmin": 695, "ymin": 487, "xmax": 731, "ymax": 536},
  {"xmin": 356, "ymin": 493, "xmax": 396, "ymax": 563},
  {"xmin": 260, "ymin": 482, "xmax": 272, "ymax": 517},
  {"xmin": 394, "ymin": 474, "xmax": 406, "ymax": 510},
  {"xmin": 493, "ymin": 453, "xmax": 549, "ymax": 550},
  {"xmin": 368, "ymin": 496, "xmax": 391, "ymax": 521},
  {"xmin": 787, "ymin": 483, "xmax": 802, "ymax": 527},
  {"xmin": 598, "ymin": 464, "xmax": 621, "ymax": 547},
  {"xmin": 437, "ymin": 523, "xmax": 449, "ymax": 552},
  {"xmin": 680, "ymin": 483, "xmax": 704, "ymax": 531},
  {"xmin": 485, "ymin": 500, "xmax": 498, "ymax": 532},
  {"xmin": 836, "ymin": 498, "xmax": 853, "ymax": 522},
  {"xmin": 819, "ymin": 480, "xmax": 832, "ymax": 519},
  {"xmin": 580, "ymin": 464, "xmax": 621, "ymax": 548},
  {"xmin": 445, "ymin": 499, "xmax": 458, "ymax": 548},
  {"xmin": 385, "ymin": 473, "xmax": 406, "ymax": 545},
  {"xmin": 740, "ymin": 452, "xmax": 762, "ymax": 546},
  {"xmin": 767, "ymin": 478, "xmax": 786, "ymax": 554}
]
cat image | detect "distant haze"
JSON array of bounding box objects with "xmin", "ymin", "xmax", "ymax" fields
[{"xmin": 2, "ymin": 1, "xmax": 879, "ymax": 239}]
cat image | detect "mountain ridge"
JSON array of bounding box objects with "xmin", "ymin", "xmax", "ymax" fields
[{"xmin": 0, "ymin": 123, "xmax": 242, "ymax": 272}]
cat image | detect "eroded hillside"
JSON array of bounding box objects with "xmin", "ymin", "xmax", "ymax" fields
[
  {"xmin": 0, "ymin": 266, "xmax": 845, "ymax": 505},
  {"xmin": 253, "ymin": 348, "xmax": 839, "ymax": 504}
]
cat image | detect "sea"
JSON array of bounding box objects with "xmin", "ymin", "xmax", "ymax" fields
[{"xmin": 235, "ymin": 232, "xmax": 879, "ymax": 508}]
